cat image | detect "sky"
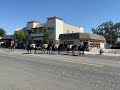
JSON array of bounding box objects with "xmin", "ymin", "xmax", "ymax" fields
[{"xmin": 0, "ymin": 0, "xmax": 120, "ymax": 35}]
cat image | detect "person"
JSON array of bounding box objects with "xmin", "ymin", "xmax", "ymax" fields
[
  {"xmin": 34, "ymin": 44, "xmax": 37, "ymax": 54},
  {"xmin": 12, "ymin": 43, "xmax": 16, "ymax": 51},
  {"xmin": 99, "ymin": 48, "xmax": 104, "ymax": 55},
  {"xmin": 58, "ymin": 44, "xmax": 61, "ymax": 54},
  {"xmin": 71, "ymin": 45, "xmax": 77, "ymax": 55},
  {"xmin": 47, "ymin": 44, "xmax": 51, "ymax": 54},
  {"xmin": 51, "ymin": 44, "xmax": 55, "ymax": 54},
  {"xmin": 27, "ymin": 44, "xmax": 31, "ymax": 53},
  {"xmin": 79, "ymin": 41, "xmax": 85, "ymax": 55},
  {"xmin": 9, "ymin": 41, "xmax": 14, "ymax": 51},
  {"xmin": 58, "ymin": 44, "xmax": 63, "ymax": 54}
]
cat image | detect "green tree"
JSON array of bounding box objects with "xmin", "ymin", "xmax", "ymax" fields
[
  {"xmin": 0, "ymin": 28, "xmax": 6, "ymax": 37},
  {"xmin": 41, "ymin": 27, "xmax": 52, "ymax": 44},
  {"xmin": 14, "ymin": 30, "xmax": 27, "ymax": 43},
  {"xmin": 92, "ymin": 21, "xmax": 120, "ymax": 45}
]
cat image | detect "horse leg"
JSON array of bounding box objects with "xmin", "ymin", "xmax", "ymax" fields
[
  {"xmin": 67, "ymin": 50, "xmax": 69, "ymax": 55},
  {"xmin": 83, "ymin": 51, "xmax": 85, "ymax": 55},
  {"xmin": 34, "ymin": 48, "xmax": 36, "ymax": 54},
  {"xmin": 50, "ymin": 50, "xmax": 53, "ymax": 54},
  {"xmin": 79, "ymin": 50, "xmax": 81, "ymax": 55},
  {"xmin": 43, "ymin": 49, "xmax": 45, "ymax": 54},
  {"xmin": 49, "ymin": 50, "xmax": 50, "ymax": 54},
  {"xmin": 53, "ymin": 50, "xmax": 55, "ymax": 54},
  {"xmin": 30, "ymin": 49, "xmax": 31, "ymax": 53},
  {"xmin": 47, "ymin": 50, "xmax": 48, "ymax": 54},
  {"xmin": 9, "ymin": 46, "xmax": 10, "ymax": 51},
  {"xmin": 58, "ymin": 50, "xmax": 60, "ymax": 54},
  {"xmin": 72, "ymin": 50, "xmax": 75, "ymax": 55},
  {"xmin": 13, "ymin": 46, "xmax": 15, "ymax": 51},
  {"xmin": 40, "ymin": 49, "xmax": 42, "ymax": 54},
  {"xmin": 27, "ymin": 49, "xmax": 29, "ymax": 53},
  {"xmin": 11, "ymin": 46, "xmax": 12, "ymax": 51}
]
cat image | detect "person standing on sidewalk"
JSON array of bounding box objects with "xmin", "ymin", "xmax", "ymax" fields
[{"xmin": 99, "ymin": 48, "xmax": 104, "ymax": 55}]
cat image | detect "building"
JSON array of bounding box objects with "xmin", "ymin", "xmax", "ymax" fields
[
  {"xmin": 112, "ymin": 38, "xmax": 120, "ymax": 49},
  {"xmin": 59, "ymin": 33, "xmax": 106, "ymax": 50},
  {"xmin": 25, "ymin": 16, "xmax": 84, "ymax": 44},
  {"xmin": 15, "ymin": 28, "xmax": 22, "ymax": 31},
  {"xmin": 0, "ymin": 35, "xmax": 14, "ymax": 48}
]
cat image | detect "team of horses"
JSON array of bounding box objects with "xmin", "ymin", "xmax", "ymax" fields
[{"xmin": 27, "ymin": 44, "xmax": 86, "ymax": 55}]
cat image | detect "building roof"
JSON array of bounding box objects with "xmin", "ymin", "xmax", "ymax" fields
[
  {"xmin": 3, "ymin": 35, "xmax": 14, "ymax": 39},
  {"xmin": 27, "ymin": 20, "xmax": 40, "ymax": 23},
  {"xmin": 47, "ymin": 16, "xmax": 63, "ymax": 21},
  {"xmin": 59, "ymin": 33, "xmax": 106, "ymax": 41}
]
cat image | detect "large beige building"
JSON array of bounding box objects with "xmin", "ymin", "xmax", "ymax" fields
[{"xmin": 25, "ymin": 16, "xmax": 84, "ymax": 44}]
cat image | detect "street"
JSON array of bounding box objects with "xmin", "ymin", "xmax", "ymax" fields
[{"xmin": 0, "ymin": 48, "xmax": 120, "ymax": 90}]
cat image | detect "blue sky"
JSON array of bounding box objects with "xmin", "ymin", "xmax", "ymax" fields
[{"xmin": 0, "ymin": 0, "xmax": 120, "ymax": 35}]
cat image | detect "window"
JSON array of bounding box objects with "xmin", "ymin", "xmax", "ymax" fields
[
  {"xmin": 52, "ymin": 30, "xmax": 53, "ymax": 33},
  {"xmin": 72, "ymin": 31, "xmax": 74, "ymax": 33},
  {"xmin": 90, "ymin": 42, "xmax": 100, "ymax": 48},
  {"xmin": 64, "ymin": 41, "xmax": 74, "ymax": 45},
  {"xmin": 67, "ymin": 30, "xmax": 69, "ymax": 33}
]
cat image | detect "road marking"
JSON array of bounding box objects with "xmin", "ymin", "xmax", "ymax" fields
[{"xmin": 62, "ymin": 60, "xmax": 103, "ymax": 67}]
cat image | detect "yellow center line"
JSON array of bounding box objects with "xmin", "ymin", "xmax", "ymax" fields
[{"xmin": 62, "ymin": 60, "xmax": 104, "ymax": 67}]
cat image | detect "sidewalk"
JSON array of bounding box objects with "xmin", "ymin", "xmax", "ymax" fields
[
  {"xmin": 0, "ymin": 48, "xmax": 120, "ymax": 57},
  {"xmin": 85, "ymin": 51, "xmax": 120, "ymax": 57}
]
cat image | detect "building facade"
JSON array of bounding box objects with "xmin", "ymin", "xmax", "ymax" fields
[
  {"xmin": 25, "ymin": 16, "xmax": 84, "ymax": 44},
  {"xmin": 59, "ymin": 33, "xmax": 106, "ymax": 50}
]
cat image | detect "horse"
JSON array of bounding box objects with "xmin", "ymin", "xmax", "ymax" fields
[
  {"xmin": 78, "ymin": 44, "xmax": 85, "ymax": 55},
  {"xmin": 37, "ymin": 44, "xmax": 46, "ymax": 54},
  {"xmin": 9, "ymin": 42, "xmax": 16, "ymax": 51},
  {"xmin": 51, "ymin": 44, "xmax": 56, "ymax": 54},
  {"xmin": 58, "ymin": 44, "xmax": 66, "ymax": 54},
  {"xmin": 12, "ymin": 43, "xmax": 16, "ymax": 51},
  {"xmin": 27, "ymin": 44, "xmax": 32, "ymax": 53},
  {"xmin": 47, "ymin": 44, "xmax": 52, "ymax": 54},
  {"xmin": 71, "ymin": 45, "xmax": 77, "ymax": 55},
  {"xmin": 34, "ymin": 44, "xmax": 42, "ymax": 54},
  {"xmin": 66, "ymin": 45, "xmax": 77, "ymax": 55}
]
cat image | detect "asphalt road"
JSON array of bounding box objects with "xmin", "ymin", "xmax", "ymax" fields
[{"xmin": 0, "ymin": 48, "xmax": 120, "ymax": 90}]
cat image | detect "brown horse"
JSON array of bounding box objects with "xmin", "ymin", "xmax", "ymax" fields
[{"xmin": 9, "ymin": 43, "xmax": 16, "ymax": 51}]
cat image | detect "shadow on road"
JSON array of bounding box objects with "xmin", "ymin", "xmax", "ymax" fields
[
  {"xmin": 5, "ymin": 51, "xmax": 13, "ymax": 52},
  {"xmin": 22, "ymin": 53, "xmax": 32, "ymax": 54}
]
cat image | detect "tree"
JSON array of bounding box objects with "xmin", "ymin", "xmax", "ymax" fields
[
  {"xmin": 92, "ymin": 21, "xmax": 120, "ymax": 45},
  {"xmin": 41, "ymin": 27, "xmax": 52, "ymax": 44},
  {"xmin": 0, "ymin": 28, "xmax": 6, "ymax": 37},
  {"xmin": 14, "ymin": 30, "xmax": 27, "ymax": 43}
]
